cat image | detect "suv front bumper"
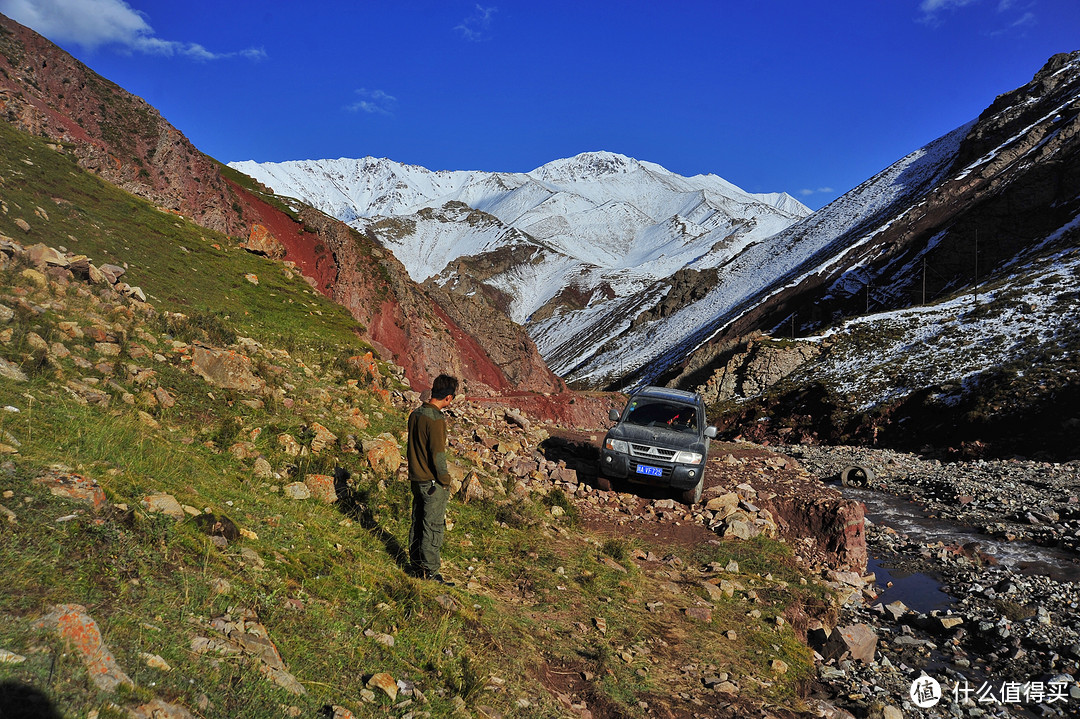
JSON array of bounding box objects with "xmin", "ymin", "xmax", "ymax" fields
[{"xmin": 599, "ymin": 449, "xmax": 702, "ymax": 490}]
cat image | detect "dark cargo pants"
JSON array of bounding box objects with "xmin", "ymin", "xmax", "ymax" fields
[{"xmin": 408, "ymin": 480, "xmax": 449, "ymax": 575}]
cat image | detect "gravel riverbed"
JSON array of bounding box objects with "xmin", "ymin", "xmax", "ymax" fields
[{"xmin": 778, "ymin": 444, "xmax": 1080, "ymax": 719}]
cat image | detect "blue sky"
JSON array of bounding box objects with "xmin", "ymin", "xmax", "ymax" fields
[{"xmin": 2, "ymin": 0, "xmax": 1078, "ymax": 209}]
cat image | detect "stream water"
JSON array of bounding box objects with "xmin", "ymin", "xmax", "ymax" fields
[{"xmin": 838, "ymin": 484, "xmax": 1080, "ymax": 611}]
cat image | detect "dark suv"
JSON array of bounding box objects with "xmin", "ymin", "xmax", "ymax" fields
[{"xmin": 597, "ymin": 386, "xmax": 716, "ymax": 505}]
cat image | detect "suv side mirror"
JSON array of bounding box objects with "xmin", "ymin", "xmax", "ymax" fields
[
  {"xmin": 704, "ymin": 426, "xmax": 718, "ymax": 439},
  {"xmin": 609, "ymin": 408, "xmax": 621, "ymax": 422}
]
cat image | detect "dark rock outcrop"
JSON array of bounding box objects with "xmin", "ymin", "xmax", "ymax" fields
[{"xmin": 673, "ymin": 333, "xmax": 821, "ymax": 405}]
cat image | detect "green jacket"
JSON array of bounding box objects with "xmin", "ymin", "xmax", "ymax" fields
[{"xmin": 407, "ymin": 403, "xmax": 450, "ymax": 486}]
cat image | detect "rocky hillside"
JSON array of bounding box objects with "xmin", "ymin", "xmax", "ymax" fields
[
  {"xmin": 0, "ymin": 12, "xmax": 564, "ymax": 401},
  {"xmin": 0, "ymin": 14, "xmax": 244, "ymax": 236},
  {"xmin": 702, "ymin": 243, "xmax": 1080, "ymax": 460}
]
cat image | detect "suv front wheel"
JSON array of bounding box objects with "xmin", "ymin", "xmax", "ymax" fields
[{"xmin": 678, "ymin": 476, "xmax": 703, "ymax": 506}]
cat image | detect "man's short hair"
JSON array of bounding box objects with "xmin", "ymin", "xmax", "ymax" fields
[{"xmin": 431, "ymin": 374, "xmax": 459, "ymax": 400}]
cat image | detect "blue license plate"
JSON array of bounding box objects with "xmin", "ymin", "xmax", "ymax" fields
[{"xmin": 636, "ymin": 464, "xmax": 663, "ymax": 477}]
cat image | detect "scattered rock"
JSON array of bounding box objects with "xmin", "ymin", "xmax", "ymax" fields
[
  {"xmin": 283, "ymin": 482, "xmax": 310, "ymax": 500},
  {"xmin": 308, "ymin": 422, "xmax": 337, "ymax": 453},
  {"xmin": 0, "ymin": 648, "xmax": 26, "ymax": 663},
  {"xmin": 278, "ymin": 433, "xmax": 302, "ymax": 456},
  {"xmin": 33, "ymin": 471, "xmax": 107, "ymax": 511},
  {"xmin": 141, "ymin": 492, "xmax": 185, "ymax": 520},
  {"xmin": 366, "ymin": 672, "xmax": 398, "ymax": 700},
  {"xmin": 139, "ymin": 652, "xmax": 172, "ymax": 671},
  {"xmin": 128, "ymin": 699, "xmax": 196, "ymax": 719},
  {"xmin": 0, "ymin": 357, "xmax": 28, "ymax": 382}
]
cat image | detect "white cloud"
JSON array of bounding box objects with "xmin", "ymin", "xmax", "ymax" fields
[
  {"xmin": 1011, "ymin": 11, "xmax": 1036, "ymax": 27},
  {"xmin": 918, "ymin": 0, "xmax": 980, "ymax": 25},
  {"xmin": 0, "ymin": 0, "xmax": 265, "ymax": 60},
  {"xmin": 455, "ymin": 4, "xmax": 497, "ymax": 41},
  {"xmin": 799, "ymin": 187, "xmax": 835, "ymax": 197},
  {"xmin": 347, "ymin": 88, "xmax": 397, "ymax": 115}
]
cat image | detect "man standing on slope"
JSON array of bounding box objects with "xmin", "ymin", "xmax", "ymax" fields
[{"xmin": 406, "ymin": 373, "xmax": 458, "ymax": 585}]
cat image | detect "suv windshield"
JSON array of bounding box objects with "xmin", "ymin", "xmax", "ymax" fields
[{"xmin": 622, "ymin": 400, "xmax": 698, "ymax": 434}]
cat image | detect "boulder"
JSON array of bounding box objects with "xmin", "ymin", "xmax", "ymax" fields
[
  {"xmin": 278, "ymin": 434, "xmax": 302, "ymax": 456},
  {"xmin": 253, "ymin": 457, "xmax": 274, "ymax": 478},
  {"xmin": 684, "ymin": 607, "xmax": 712, "ymax": 623},
  {"xmin": 705, "ymin": 492, "xmax": 740, "ymax": 517},
  {"xmin": 20, "ymin": 268, "xmax": 47, "ymax": 288},
  {"xmin": 283, "ymin": 482, "xmax": 310, "ymax": 500},
  {"xmin": 99, "ymin": 263, "xmax": 126, "ymax": 283},
  {"xmin": 191, "ymin": 346, "xmax": 265, "ymax": 392},
  {"xmin": 0, "ymin": 357, "xmax": 27, "ymax": 382},
  {"xmin": 229, "ymin": 442, "xmax": 258, "ymax": 460},
  {"xmin": 363, "ymin": 434, "xmax": 402, "ymax": 474},
  {"xmin": 366, "ymin": 672, "xmax": 398, "ymax": 700},
  {"xmin": 303, "ymin": 474, "xmax": 338, "ymax": 504},
  {"xmin": 461, "ymin": 472, "xmax": 486, "ymax": 503},
  {"xmin": 241, "ymin": 224, "xmax": 287, "ymax": 260},
  {"xmin": 550, "ymin": 466, "xmax": 578, "ymax": 485},
  {"xmin": 722, "ymin": 517, "xmax": 756, "ymax": 540},
  {"xmin": 819, "ymin": 624, "xmax": 878, "ymax": 663},
  {"xmin": 153, "ymin": 386, "xmax": 175, "ymax": 408},
  {"xmin": 25, "ymin": 243, "xmax": 67, "ymax": 267}
]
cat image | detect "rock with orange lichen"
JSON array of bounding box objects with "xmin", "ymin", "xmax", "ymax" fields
[
  {"xmin": 32, "ymin": 472, "xmax": 107, "ymax": 511},
  {"xmin": 303, "ymin": 474, "xmax": 338, "ymax": 504},
  {"xmin": 35, "ymin": 604, "xmax": 133, "ymax": 691}
]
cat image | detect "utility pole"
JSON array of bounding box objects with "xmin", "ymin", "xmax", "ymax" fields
[
  {"xmin": 974, "ymin": 228, "xmax": 979, "ymax": 313},
  {"xmin": 790, "ymin": 312, "xmax": 796, "ymax": 340},
  {"xmin": 922, "ymin": 256, "xmax": 927, "ymax": 305}
]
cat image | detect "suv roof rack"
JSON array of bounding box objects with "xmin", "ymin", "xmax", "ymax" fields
[{"xmin": 632, "ymin": 385, "xmax": 701, "ymax": 404}]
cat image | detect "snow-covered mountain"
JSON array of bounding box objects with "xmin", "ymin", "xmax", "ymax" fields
[
  {"xmin": 540, "ymin": 124, "xmax": 972, "ymax": 386},
  {"xmin": 229, "ymin": 151, "xmax": 811, "ymax": 353},
  {"xmin": 232, "ymin": 51, "xmax": 1080, "ymax": 403}
]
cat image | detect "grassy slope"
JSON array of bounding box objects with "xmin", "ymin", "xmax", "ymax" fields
[{"xmin": 0, "ymin": 123, "xmax": 821, "ymax": 718}]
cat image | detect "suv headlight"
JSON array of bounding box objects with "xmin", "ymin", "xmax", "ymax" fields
[
  {"xmin": 605, "ymin": 438, "xmax": 628, "ymax": 453},
  {"xmin": 673, "ymin": 451, "xmax": 703, "ymax": 465}
]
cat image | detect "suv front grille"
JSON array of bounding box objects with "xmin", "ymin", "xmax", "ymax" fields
[{"xmin": 628, "ymin": 443, "xmax": 677, "ymax": 462}]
